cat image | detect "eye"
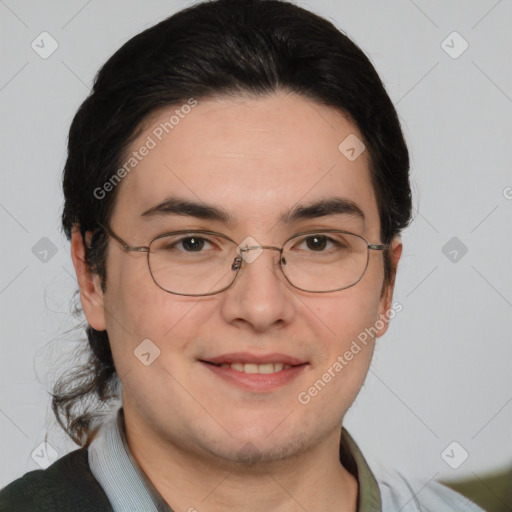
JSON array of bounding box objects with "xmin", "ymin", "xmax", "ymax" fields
[
  {"xmin": 157, "ymin": 234, "xmax": 216, "ymax": 253},
  {"xmin": 304, "ymin": 234, "xmax": 329, "ymax": 251},
  {"xmin": 295, "ymin": 234, "xmax": 340, "ymax": 252},
  {"xmin": 152, "ymin": 231, "xmax": 234, "ymax": 256},
  {"xmin": 179, "ymin": 236, "xmax": 207, "ymax": 252},
  {"xmin": 289, "ymin": 233, "xmax": 351, "ymax": 254}
]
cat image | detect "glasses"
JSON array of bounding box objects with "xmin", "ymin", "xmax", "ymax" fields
[{"xmin": 96, "ymin": 223, "xmax": 387, "ymax": 296}]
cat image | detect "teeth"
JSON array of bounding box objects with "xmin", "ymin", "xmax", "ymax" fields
[
  {"xmin": 245, "ymin": 363, "xmax": 259, "ymax": 374},
  {"xmin": 219, "ymin": 362, "xmax": 293, "ymax": 374}
]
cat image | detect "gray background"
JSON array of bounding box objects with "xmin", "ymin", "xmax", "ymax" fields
[{"xmin": 1, "ymin": 0, "xmax": 511, "ymax": 489}]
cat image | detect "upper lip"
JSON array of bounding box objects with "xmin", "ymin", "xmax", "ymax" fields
[{"xmin": 202, "ymin": 352, "xmax": 308, "ymax": 366}]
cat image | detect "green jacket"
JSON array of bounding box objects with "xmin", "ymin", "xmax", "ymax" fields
[{"xmin": 0, "ymin": 448, "xmax": 113, "ymax": 512}]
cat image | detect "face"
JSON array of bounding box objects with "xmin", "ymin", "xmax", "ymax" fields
[{"xmin": 74, "ymin": 91, "xmax": 401, "ymax": 466}]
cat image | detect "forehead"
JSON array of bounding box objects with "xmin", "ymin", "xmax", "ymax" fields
[{"xmin": 111, "ymin": 92, "xmax": 379, "ymax": 233}]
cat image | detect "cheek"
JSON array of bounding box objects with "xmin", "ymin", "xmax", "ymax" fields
[
  {"xmin": 310, "ymin": 275, "xmax": 385, "ymax": 346},
  {"xmin": 297, "ymin": 292, "xmax": 381, "ymax": 418},
  {"xmin": 306, "ymin": 281, "xmax": 384, "ymax": 372},
  {"xmin": 313, "ymin": 300, "xmax": 378, "ymax": 384},
  {"xmin": 103, "ymin": 254, "xmax": 213, "ymax": 368}
]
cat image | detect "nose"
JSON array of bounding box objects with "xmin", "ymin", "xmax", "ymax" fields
[{"xmin": 220, "ymin": 246, "xmax": 297, "ymax": 332}]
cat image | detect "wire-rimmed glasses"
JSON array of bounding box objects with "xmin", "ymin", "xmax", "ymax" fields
[{"xmin": 96, "ymin": 223, "xmax": 388, "ymax": 296}]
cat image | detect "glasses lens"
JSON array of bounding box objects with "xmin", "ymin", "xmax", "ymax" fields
[
  {"xmin": 148, "ymin": 232, "xmax": 238, "ymax": 295},
  {"xmin": 147, "ymin": 230, "xmax": 371, "ymax": 295},
  {"xmin": 282, "ymin": 232, "xmax": 369, "ymax": 292}
]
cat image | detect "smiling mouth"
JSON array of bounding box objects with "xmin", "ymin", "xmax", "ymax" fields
[
  {"xmin": 203, "ymin": 361, "xmax": 295, "ymax": 374},
  {"xmin": 200, "ymin": 355, "xmax": 309, "ymax": 391}
]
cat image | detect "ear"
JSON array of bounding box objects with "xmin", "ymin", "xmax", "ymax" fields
[
  {"xmin": 70, "ymin": 226, "xmax": 107, "ymax": 331},
  {"xmin": 376, "ymin": 237, "xmax": 402, "ymax": 337}
]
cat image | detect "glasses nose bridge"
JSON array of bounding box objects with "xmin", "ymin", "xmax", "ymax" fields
[
  {"xmin": 232, "ymin": 243, "xmax": 284, "ymax": 271},
  {"xmin": 259, "ymin": 244, "xmax": 283, "ymax": 254},
  {"xmin": 237, "ymin": 244, "xmax": 283, "ymax": 258}
]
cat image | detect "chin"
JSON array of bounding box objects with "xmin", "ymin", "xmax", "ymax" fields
[
  {"xmin": 206, "ymin": 434, "xmax": 311, "ymax": 468},
  {"xmin": 226, "ymin": 417, "xmax": 289, "ymax": 446},
  {"xmin": 197, "ymin": 420, "xmax": 314, "ymax": 468}
]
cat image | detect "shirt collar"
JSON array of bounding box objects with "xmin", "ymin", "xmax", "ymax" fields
[
  {"xmin": 89, "ymin": 407, "xmax": 382, "ymax": 512},
  {"xmin": 89, "ymin": 408, "xmax": 172, "ymax": 511},
  {"xmin": 340, "ymin": 427, "xmax": 382, "ymax": 511}
]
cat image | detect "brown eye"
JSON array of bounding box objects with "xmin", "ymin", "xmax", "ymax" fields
[
  {"xmin": 180, "ymin": 237, "xmax": 205, "ymax": 251},
  {"xmin": 305, "ymin": 235, "xmax": 327, "ymax": 251}
]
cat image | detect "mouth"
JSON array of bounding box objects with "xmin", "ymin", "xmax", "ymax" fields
[
  {"xmin": 203, "ymin": 361, "xmax": 295, "ymax": 374},
  {"xmin": 199, "ymin": 353, "xmax": 309, "ymax": 391}
]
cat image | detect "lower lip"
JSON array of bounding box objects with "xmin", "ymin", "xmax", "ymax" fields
[{"xmin": 201, "ymin": 362, "xmax": 308, "ymax": 392}]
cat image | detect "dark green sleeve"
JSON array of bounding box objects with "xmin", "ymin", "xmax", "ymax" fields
[
  {"xmin": 442, "ymin": 467, "xmax": 512, "ymax": 512},
  {"xmin": 0, "ymin": 448, "xmax": 113, "ymax": 512}
]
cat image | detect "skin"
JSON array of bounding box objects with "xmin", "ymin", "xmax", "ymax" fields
[{"xmin": 71, "ymin": 91, "xmax": 402, "ymax": 512}]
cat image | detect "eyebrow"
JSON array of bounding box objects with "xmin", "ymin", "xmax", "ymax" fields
[
  {"xmin": 281, "ymin": 197, "xmax": 365, "ymax": 224},
  {"xmin": 141, "ymin": 197, "xmax": 232, "ymax": 222},
  {"xmin": 140, "ymin": 196, "xmax": 364, "ymax": 224}
]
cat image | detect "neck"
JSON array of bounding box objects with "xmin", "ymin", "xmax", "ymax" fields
[{"xmin": 123, "ymin": 411, "xmax": 358, "ymax": 512}]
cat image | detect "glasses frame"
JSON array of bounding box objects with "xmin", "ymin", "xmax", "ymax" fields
[{"xmin": 95, "ymin": 222, "xmax": 388, "ymax": 296}]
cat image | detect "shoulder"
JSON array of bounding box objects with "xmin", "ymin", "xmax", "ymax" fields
[
  {"xmin": 376, "ymin": 468, "xmax": 485, "ymax": 512},
  {"xmin": 0, "ymin": 448, "xmax": 113, "ymax": 512}
]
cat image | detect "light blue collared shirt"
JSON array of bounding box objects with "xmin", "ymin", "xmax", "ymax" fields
[{"xmin": 88, "ymin": 408, "xmax": 483, "ymax": 512}]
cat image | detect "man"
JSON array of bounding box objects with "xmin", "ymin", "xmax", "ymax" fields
[{"xmin": 0, "ymin": 0, "xmax": 484, "ymax": 510}]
